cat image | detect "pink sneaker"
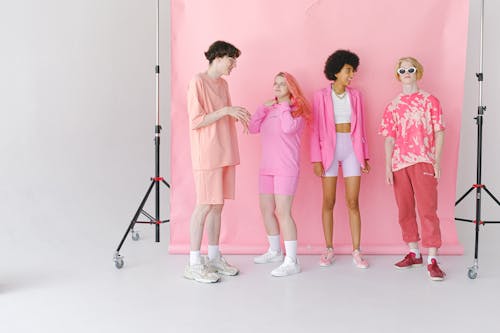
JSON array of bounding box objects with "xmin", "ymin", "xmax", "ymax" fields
[
  {"xmin": 352, "ymin": 249, "xmax": 369, "ymax": 269},
  {"xmin": 319, "ymin": 248, "xmax": 335, "ymax": 267}
]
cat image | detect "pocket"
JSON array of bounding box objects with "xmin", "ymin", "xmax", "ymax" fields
[{"xmin": 421, "ymin": 163, "xmax": 435, "ymax": 177}]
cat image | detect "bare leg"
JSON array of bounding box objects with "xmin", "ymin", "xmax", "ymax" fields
[
  {"xmin": 322, "ymin": 177, "xmax": 338, "ymax": 248},
  {"xmin": 274, "ymin": 195, "xmax": 296, "ymax": 241},
  {"xmin": 190, "ymin": 204, "xmax": 212, "ymax": 251},
  {"xmin": 259, "ymin": 194, "xmax": 280, "ymax": 236},
  {"xmin": 345, "ymin": 176, "xmax": 361, "ymax": 250},
  {"xmin": 206, "ymin": 204, "xmax": 224, "ymax": 246}
]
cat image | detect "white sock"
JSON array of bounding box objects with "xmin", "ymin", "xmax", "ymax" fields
[
  {"xmin": 268, "ymin": 235, "xmax": 281, "ymax": 252},
  {"xmin": 284, "ymin": 240, "xmax": 297, "ymax": 261},
  {"xmin": 208, "ymin": 245, "xmax": 220, "ymax": 260},
  {"xmin": 410, "ymin": 248, "xmax": 421, "ymax": 258},
  {"xmin": 189, "ymin": 251, "xmax": 201, "ymax": 266},
  {"xmin": 427, "ymin": 255, "xmax": 437, "ymax": 264}
]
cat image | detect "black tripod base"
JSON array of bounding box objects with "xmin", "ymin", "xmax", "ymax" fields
[
  {"xmin": 113, "ymin": 177, "xmax": 170, "ymax": 269},
  {"xmin": 455, "ymin": 184, "xmax": 500, "ymax": 279}
]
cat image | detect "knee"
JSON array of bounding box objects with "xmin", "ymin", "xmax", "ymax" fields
[
  {"xmin": 346, "ymin": 198, "xmax": 359, "ymax": 211},
  {"xmin": 323, "ymin": 198, "xmax": 335, "ymax": 211},
  {"xmin": 209, "ymin": 204, "xmax": 223, "ymax": 216},
  {"xmin": 275, "ymin": 208, "xmax": 291, "ymax": 221}
]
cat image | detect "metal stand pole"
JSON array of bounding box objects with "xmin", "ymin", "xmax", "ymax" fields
[
  {"xmin": 455, "ymin": 0, "xmax": 500, "ymax": 279},
  {"xmin": 113, "ymin": 0, "xmax": 170, "ymax": 269}
]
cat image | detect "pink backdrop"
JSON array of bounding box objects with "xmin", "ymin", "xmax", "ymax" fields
[{"xmin": 170, "ymin": 0, "xmax": 468, "ymax": 254}]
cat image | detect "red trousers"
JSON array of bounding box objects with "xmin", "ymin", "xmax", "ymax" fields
[{"xmin": 393, "ymin": 163, "xmax": 442, "ymax": 248}]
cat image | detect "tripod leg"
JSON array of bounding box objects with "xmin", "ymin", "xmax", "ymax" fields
[
  {"xmin": 161, "ymin": 179, "xmax": 171, "ymax": 188},
  {"xmin": 115, "ymin": 180, "xmax": 156, "ymax": 253},
  {"xmin": 455, "ymin": 186, "xmax": 475, "ymax": 206},
  {"xmin": 483, "ymin": 186, "xmax": 500, "ymax": 205},
  {"xmin": 155, "ymin": 179, "xmax": 160, "ymax": 242}
]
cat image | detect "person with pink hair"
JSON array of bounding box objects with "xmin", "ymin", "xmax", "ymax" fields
[{"xmin": 249, "ymin": 72, "xmax": 311, "ymax": 277}]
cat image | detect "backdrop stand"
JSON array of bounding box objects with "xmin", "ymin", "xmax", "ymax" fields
[
  {"xmin": 455, "ymin": 0, "xmax": 500, "ymax": 279},
  {"xmin": 113, "ymin": 0, "xmax": 170, "ymax": 269}
]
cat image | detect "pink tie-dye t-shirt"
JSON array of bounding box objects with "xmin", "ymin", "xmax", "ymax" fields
[{"xmin": 379, "ymin": 90, "xmax": 445, "ymax": 171}]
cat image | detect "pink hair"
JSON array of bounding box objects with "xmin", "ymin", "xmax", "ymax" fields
[{"xmin": 277, "ymin": 72, "xmax": 311, "ymax": 121}]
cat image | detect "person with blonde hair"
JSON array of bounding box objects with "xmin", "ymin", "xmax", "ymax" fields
[
  {"xmin": 379, "ymin": 56, "xmax": 446, "ymax": 281},
  {"xmin": 249, "ymin": 72, "xmax": 311, "ymax": 276}
]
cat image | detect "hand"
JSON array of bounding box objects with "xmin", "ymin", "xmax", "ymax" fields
[
  {"xmin": 433, "ymin": 161, "xmax": 441, "ymax": 179},
  {"xmin": 361, "ymin": 160, "xmax": 371, "ymax": 174},
  {"xmin": 385, "ymin": 168, "xmax": 393, "ymax": 185},
  {"xmin": 313, "ymin": 162, "xmax": 324, "ymax": 177},
  {"xmin": 226, "ymin": 106, "xmax": 250, "ymax": 129}
]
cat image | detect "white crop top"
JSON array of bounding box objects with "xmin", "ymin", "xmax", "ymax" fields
[{"xmin": 332, "ymin": 90, "xmax": 352, "ymax": 124}]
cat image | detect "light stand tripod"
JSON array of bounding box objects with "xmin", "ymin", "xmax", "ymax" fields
[
  {"xmin": 455, "ymin": 0, "xmax": 500, "ymax": 279},
  {"xmin": 113, "ymin": 0, "xmax": 170, "ymax": 269}
]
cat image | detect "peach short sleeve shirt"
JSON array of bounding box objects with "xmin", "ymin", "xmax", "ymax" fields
[{"xmin": 187, "ymin": 73, "xmax": 240, "ymax": 170}]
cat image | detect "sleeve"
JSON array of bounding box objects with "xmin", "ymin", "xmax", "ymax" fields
[
  {"xmin": 310, "ymin": 92, "xmax": 322, "ymax": 163},
  {"xmin": 379, "ymin": 102, "xmax": 397, "ymax": 138},
  {"xmin": 280, "ymin": 104, "xmax": 303, "ymax": 134},
  {"xmin": 359, "ymin": 92, "xmax": 370, "ymax": 160},
  {"xmin": 248, "ymin": 105, "xmax": 268, "ymax": 134},
  {"xmin": 187, "ymin": 77, "xmax": 207, "ymax": 130},
  {"xmin": 429, "ymin": 96, "xmax": 445, "ymax": 132}
]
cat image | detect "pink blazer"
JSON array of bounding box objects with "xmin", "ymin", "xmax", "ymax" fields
[{"xmin": 310, "ymin": 86, "xmax": 369, "ymax": 169}]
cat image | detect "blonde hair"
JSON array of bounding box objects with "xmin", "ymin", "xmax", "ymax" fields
[{"xmin": 395, "ymin": 57, "xmax": 424, "ymax": 81}]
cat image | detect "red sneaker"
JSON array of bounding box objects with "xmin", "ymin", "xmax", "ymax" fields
[
  {"xmin": 394, "ymin": 252, "xmax": 423, "ymax": 269},
  {"xmin": 427, "ymin": 258, "xmax": 446, "ymax": 281}
]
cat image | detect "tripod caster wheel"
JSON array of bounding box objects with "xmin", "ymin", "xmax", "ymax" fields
[
  {"xmin": 468, "ymin": 267, "xmax": 477, "ymax": 279},
  {"xmin": 114, "ymin": 258, "xmax": 124, "ymax": 269},
  {"xmin": 131, "ymin": 231, "xmax": 140, "ymax": 241}
]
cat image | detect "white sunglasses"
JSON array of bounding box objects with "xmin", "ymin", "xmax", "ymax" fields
[{"xmin": 397, "ymin": 67, "xmax": 417, "ymax": 75}]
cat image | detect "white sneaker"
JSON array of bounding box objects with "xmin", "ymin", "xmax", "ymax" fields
[
  {"xmin": 254, "ymin": 249, "xmax": 284, "ymax": 264},
  {"xmin": 206, "ymin": 256, "xmax": 239, "ymax": 276},
  {"xmin": 271, "ymin": 256, "xmax": 301, "ymax": 277},
  {"xmin": 184, "ymin": 264, "xmax": 220, "ymax": 283}
]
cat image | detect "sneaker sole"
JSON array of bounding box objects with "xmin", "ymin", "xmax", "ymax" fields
[
  {"xmin": 254, "ymin": 256, "xmax": 284, "ymax": 264},
  {"xmin": 354, "ymin": 262, "xmax": 369, "ymax": 269},
  {"xmin": 319, "ymin": 258, "xmax": 335, "ymax": 267},
  {"xmin": 428, "ymin": 272, "xmax": 445, "ymax": 281},
  {"xmin": 183, "ymin": 274, "xmax": 220, "ymax": 283},
  {"xmin": 271, "ymin": 268, "xmax": 301, "ymax": 277},
  {"xmin": 394, "ymin": 263, "xmax": 423, "ymax": 270},
  {"xmin": 215, "ymin": 270, "xmax": 239, "ymax": 276}
]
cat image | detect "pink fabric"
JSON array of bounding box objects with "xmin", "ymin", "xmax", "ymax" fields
[
  {"xmin": 170, "ymin": 0, "xmax": 468, "ymax": 255},
  {"xmin": 310, "ymin": 86, "xmax": 369, "ymax": 170},
  {"xmin": 259, "ymin": 175, "xmax": 299, "ymax": 195},
  {"xmin": 187, "ymin": 73, "xmax": 239, "ymax": 170},
  {"xmin": 393, "ymin": 163, "xmax": 442, "ymax": 248},
  {"xmin": 249, "ymin": 102, "xmax": 304, "ymax": 177},
  {"xmin": 323, "ymin": 133, "xmax": 362, "ymax": 177},
  {"xmin": 379, "ymin": 90, "xmax": 445, "ymax": 171}
]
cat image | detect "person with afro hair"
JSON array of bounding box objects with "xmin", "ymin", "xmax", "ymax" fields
[{"xmin": 310, "ymin": 50, "xmax": 371, "ymax": 269}]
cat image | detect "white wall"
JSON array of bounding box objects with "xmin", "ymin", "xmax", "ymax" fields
[{"xmin": 0, "ymin": 0, "xmax": 498, "ymax": 257}]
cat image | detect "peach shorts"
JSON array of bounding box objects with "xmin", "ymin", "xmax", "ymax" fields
[{"xmin": 193, "ymin": 166, "xmax": 235, "ymax": 205}]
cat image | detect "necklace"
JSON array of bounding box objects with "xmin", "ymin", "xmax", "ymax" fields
[{"xmin": 334, "ymin": 90, "xmax": 346, "ymax": 99}]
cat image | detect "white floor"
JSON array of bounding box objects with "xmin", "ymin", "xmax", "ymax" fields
[{"xmin": 2, "ymin": 215, "xmax": 500, "ymax": 333}]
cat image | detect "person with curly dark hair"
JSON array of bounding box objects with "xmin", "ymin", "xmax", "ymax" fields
[
  {"xmin": 184, "ymin": 40, "xmax": 250, "ymax": 283},
  {"xmin": 310, "ymin": 50, "xmax": 370, "ymax": 268}
]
